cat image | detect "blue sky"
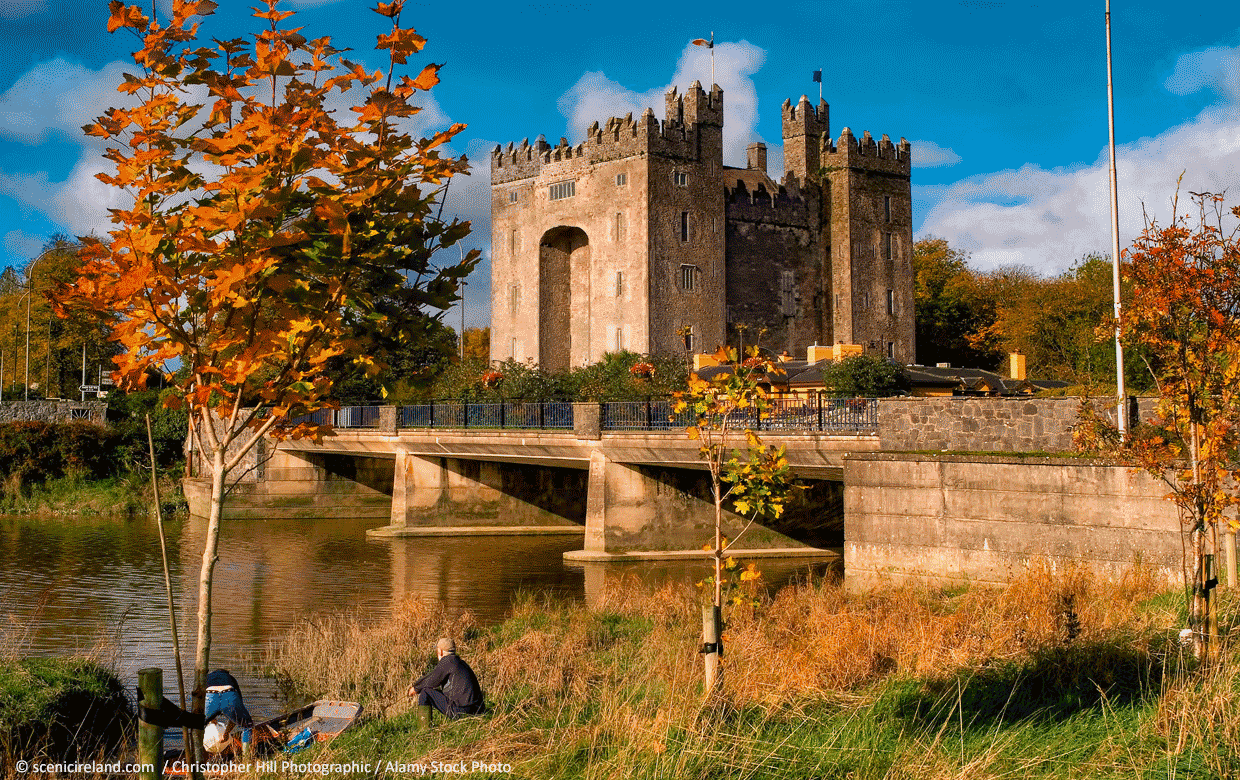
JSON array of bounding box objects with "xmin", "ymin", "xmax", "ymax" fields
[{"xmin": 1, "ymin": 0, "xmax": 1239, "ymax": 329}]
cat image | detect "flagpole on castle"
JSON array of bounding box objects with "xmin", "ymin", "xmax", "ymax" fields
[
  {"xmin": 1106, "ymin": 0, "xmax": 1127, "ymax": 441},
  {"xmin": 692, "ymin": 33, "xmax": 715, "ymax": 85}
]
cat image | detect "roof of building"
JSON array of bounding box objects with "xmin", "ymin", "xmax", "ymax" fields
[
  {"xmin": 693, "ymin": 359, "xmax": 1071, "ymax": 396},
  {"xmin": 722, "ymin": 166, "xmax": 780, "ymax": 198}
]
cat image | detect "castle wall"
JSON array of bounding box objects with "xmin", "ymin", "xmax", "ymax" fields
[
  {"xmin": 724, "ymin": 180, "xmax": 830, "ymax": 355},
  {"xmin": 491, "ymin": 83, "xmax": 915, "ymax": 369},
  {"xmin": 824, "ymin": 129, "xmax": 914, "ymax": 363}
]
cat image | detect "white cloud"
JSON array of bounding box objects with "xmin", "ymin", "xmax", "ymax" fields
[
  {"xmin": 1166, "ymin": 45, "xmax": 1240, "ymax": 102},
  {"xmin": 3, "ymin": 229, "xmax": 45, "ymax": 261},
  {"xmin": 918, "ymin": 104, "xmax": 1240, "ymax": 274},
  {"xmin": 557, "ymin": 40, "xmax": 767, "ymax": 168},
  {"xmin": 0, "ymin": 59, "xmax": 135, "ymax": 145},
  {"xmin": 0, "ymin": 0, "xmax": 47, "ymax": 20},
  {"xmin": 909, "ymin": 139, "xmax": 961, "ymax": 168}
]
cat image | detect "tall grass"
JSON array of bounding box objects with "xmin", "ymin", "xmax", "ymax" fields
[{"xmin": 266, "ymin": 566, "xmax": 1239, "ymax": 779}]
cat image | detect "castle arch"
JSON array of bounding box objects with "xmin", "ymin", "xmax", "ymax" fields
[{"xmin": 539, "ymin": 226, "xmax": 590, "ymax": 372}]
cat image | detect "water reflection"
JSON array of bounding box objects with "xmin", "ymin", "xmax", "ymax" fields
[{"xmin": 0, "ymin": 512, "xmax": 837, "ymax": 721}]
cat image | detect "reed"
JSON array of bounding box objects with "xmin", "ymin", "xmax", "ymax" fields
[{"xmin": 263, "ymin": 565, "xmax": 1236, "ymax": 779}]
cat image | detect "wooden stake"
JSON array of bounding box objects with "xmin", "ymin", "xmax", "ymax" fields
[
  {"xmin": 1227, "ymin": 529, "xmax": 1237, "ymax": 589},
  {"xmin": 138, "ymin": 667, "xmax": 163, "ymax": 780},
  {"xmin": 147, "ymin": 415, "xmax": 192, "ymax": 761}
]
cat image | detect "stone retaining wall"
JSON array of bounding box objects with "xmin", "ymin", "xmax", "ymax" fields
[
  {"xmin": 0, "ymin": 400, "xmax": 107, "ymax": 425},
  {"xmin": 877, "ymin": 396, "xmax": 1158, "ymax": 453}
]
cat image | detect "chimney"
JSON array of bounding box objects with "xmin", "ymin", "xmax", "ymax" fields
[
  {"xmin": 746, "ymin": 142, "xmax": 767, "ymax": 174},
  {"xmin": 1009, "ymin": 352, "xmax": 1026, "ymax": 381}
]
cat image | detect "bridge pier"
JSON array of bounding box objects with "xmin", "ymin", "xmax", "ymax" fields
[
  {"xmin": 369, "ymin": 447, "xmax": 587, "ymax": 538},
  {"xmin": 568, "ymin": 450, "xmax": 832, "ymax": 561}
]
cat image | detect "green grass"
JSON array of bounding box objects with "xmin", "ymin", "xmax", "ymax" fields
[
  {"xmin": 0, "ymin": 657, "xmax": 132, "ymax": 763},
  {"xmin": 0, "ymin": 471, "xmax": 185, "ymax": 518},
  {"xmin": 264, "ymin": 570, "xmax": 1240, "ymax": 779}
]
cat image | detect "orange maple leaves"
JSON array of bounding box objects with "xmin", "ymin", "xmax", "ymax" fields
[{"xmin": 61, "ymin": 0, "xmax": 477, "ymax": 446}]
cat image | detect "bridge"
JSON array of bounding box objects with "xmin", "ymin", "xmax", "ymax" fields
[
  {"xmin": 182, "ymin": 395, "xmax": 1189, "ymax": 585},
  {"xmin": 186, "ymin": 399, "xmax": 879, "ymax": 561}
]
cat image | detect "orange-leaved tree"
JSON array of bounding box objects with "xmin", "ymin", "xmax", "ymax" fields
[
  {"xmin": 673, "ymin": 344, "xmax": 796, "ymax": 691},
  {"xmin": 1123, "ymin": 191, "xmax": 1240, "ymax": 663},
  {"xmin": 54, "ymin": 0, "xmax": 477, "ymax": 740}
]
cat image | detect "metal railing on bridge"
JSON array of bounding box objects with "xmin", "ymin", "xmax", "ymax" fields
[
  {"xmin": 399, "ymin": 401, "xmax": 575, "ymax": 430},
  {"xmin": 297, "ymin": 397, "xmax": 877, "ymax": 434}
]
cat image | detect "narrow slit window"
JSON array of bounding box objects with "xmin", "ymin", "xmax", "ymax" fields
[
  {"xmin": 680, "ymin": 211, "xmax": 689, "ymax": 242},
  {"xmin": 509, "ymin": 230, "xmax": 518, "ymax": 255},
  {"xmin": 615, "ymin": 271, "xmax": 624, "ymax": 298},
  {"xmin": 614, "ymin": 212, "xmax": 626, "ymax": 241},
  {"xmin": 885, "ymin": 232, "xmax": 893, "ymax": 260},
  {"xmin": 886, "ymin": 289, "xmax": 895, "ymax": 315},
  {"xmin": 886, "ymin": 341, "xmax": 895, "ymax": 359},
  {"xmin": 884, "ymin": 195, "xmax": 891, "ymax": 222},
  {"xmin": 549, "ymin": 180, "xmax": 576, "ymax": 200},
  {"xmin": 683, "ymin": 327, "xmax": 694, "ymax": 352},
  {"xmin": 680, "ymin": 264, "xmax": 697, "ymax": 292},
  {"xmin": 510, "ymin": 284, "xmax": 521, "ymax": 316},
  {"xmin": 510, "ymin": 338, "xmax": 517, "ymax": 359}
]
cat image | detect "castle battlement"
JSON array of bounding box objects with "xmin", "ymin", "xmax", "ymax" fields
[
  {"xmin": 725, "ymin": 177, "xmax": 815, "ymax": 228},
  {"xmin": 823, "ymin": 128, "xmax": 911, "ymax": 174},
  {"xmin": 782, "ymin": 95, "xmax": 829, "ymax": 139},
  {"xmin": 491, "ymin": 84, "xmax": 724, "ymax": 185}
]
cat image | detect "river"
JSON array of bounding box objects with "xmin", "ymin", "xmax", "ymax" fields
[{"xmin": 0, "ymin": 512, "xmax": 838, "ymax": 720}]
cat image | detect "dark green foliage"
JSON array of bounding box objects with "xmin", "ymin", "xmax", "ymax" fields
[
  {"xmin": 424, "ymin": 352, "xmax": 689, "ymax": 402},
  {"xmin": 0, "ymin": 658, "xmax": 133, "ymax": 762},
  {"xmin": 103, "ymin": 389, "xmax": 189, "ymax": 470},
  {"xmin": 820, "ymin": 355, "xmax": 908, "ymax": 397},
  {"xmin": 0, "ymin": 422, "xmax": 121, "ymax": 484}
]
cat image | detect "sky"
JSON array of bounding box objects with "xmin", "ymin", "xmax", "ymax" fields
[{"xmin": 1, "ymin": 0, "xmax": 1239, "ymax": 330}]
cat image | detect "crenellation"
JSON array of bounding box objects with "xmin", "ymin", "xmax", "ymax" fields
[{"xmin": 491, "ymin": 79, "xmax": 914, "ymax": 366}]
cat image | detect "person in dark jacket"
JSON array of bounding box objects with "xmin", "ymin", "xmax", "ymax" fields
[{"xmin": 406, "ymin": 638, "xmax": 485, "ymax": 718}]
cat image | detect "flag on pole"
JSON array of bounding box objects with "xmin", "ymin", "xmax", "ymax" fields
[
  {"xmin": 692, "ymin": 37, "xmax": 713, "ymax": 48},
  {"xmin": 813, "ymin": 70, "xmax": 822, "ymax": 83}
]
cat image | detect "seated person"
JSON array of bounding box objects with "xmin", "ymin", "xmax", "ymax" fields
[
  {"xmin": 406, "ymin": 638, "xmax": 485, "ymax": 718},
  {"xmin": 202, "ymin": 669, "xmax": 253, "ymax": 754}
]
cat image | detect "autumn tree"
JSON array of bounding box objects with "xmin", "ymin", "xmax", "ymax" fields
[
  {"xmin": 673, "ymin": 346, "xmax": 797, "ymax": 691},
  {"xmin": 461, "ymin": 326, "xmax": 489, "ymax": 361},
  {"xmin": 56, "ymin": 0, "xmax": 477, "ymax": 748},
  {"xmin": 1122, "ymin": 191, "xmax": 1240, "ymax": 662},
  {"xmin": 913, "ymin": 237, "xmax": 999, "ymax": 369}
]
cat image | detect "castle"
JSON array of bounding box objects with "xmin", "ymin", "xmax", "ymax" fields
[{"xmin": 489, "ymin": 81, "xmax": 914, "ymax": 370}]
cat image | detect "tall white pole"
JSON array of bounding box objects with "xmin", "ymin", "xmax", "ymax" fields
[
  {"xmin": 24, "ymin": 291, "xmax": 31, "ymax": 402},
  {"xmin": 1106, "ymin": 0, "xmax": 1127, "ymax": 441}
]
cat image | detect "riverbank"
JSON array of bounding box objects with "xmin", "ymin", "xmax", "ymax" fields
[
  {"xmin": 0, "ymin": 656, "xmax": 132, "ymax": 766},
  {"xmin": 266, "ymin": 565, "xmax": 1238, "ymax": 779},
  {"xmin": 0, "ymin": 472, "xmax": 186, "ymax": 518}
]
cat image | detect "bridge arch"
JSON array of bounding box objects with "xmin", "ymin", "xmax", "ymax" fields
[{"xmin": 539, "ymin": 225, "xmax": 590, "ymax": 372}]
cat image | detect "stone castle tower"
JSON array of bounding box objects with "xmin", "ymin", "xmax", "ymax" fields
[{"xmin": 489, "ymin": 82, "xmax": 914, "ymax": 368}]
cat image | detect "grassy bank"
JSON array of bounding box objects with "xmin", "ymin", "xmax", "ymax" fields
[
  {"xmin": 0, "ymin": 657, "xmax": 133, "ymax": 766},
  {"xmin": 265, "ymin": 565, "xmax": 1239, "ymax": 779},
  {"xmin": 0, "ymin": 471, "xmax": 186, "ymax": 518}
]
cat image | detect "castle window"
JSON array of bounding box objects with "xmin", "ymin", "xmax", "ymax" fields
[
  {"xmin": 862, "ymin": 292, "xmax": 870, "ymax": 310},
  {"xmin": 683, "ymin": 326, "xmax": 694, "ymax": 352},
  {"xmin": 781, "ymin": 270, "xmax": 795, "ymax": 316},
  {"xmin": 886, "ymin": 289, "xmax": 895, "ymax": 315},
  {"xmin": 615, "ymin": 325, "xmax": 626, "ymax": 352},
  {"xmin": 615, "ymin": 173, "xmax": 627, "ymax": 186},
  {"xmin": 885, "ymin": 232, "xmax": 893, "ymax": 260},
  {"xmin": 510, "ymin": 284, "xmax": 521, "ymax": 316},
  {"xmin": 509, "ymin": 190, "xmax": 518, "ymax": 203},
  {"xmin": 510, "ymin": 338, "xmax": 517, "ymax": 360},
  {"xmin": 680, "ymin": 264, "xmax": 697, "ymax": 292},
  {"xmin": 884, "ymin": 195, "xmax": 891, "ymax": 222},
  {"xmin": 614, "ymin": 212, "xmax": 626, "ymax": 241},
  {"xmin": 509, "ymin": 230, "xmax": 518, "ymax": 255},
  {"xmin": 886, "ymin": 341, "xmax": 895, "ymax": 360},
  {"xmin": 549, "ymin": 180, "xmax": 576, "ymax": 200},
  {"xmin": 673, "ymin": 171, "xmax": 688, "ymax": 187},
  {"xmin": 615, "ymin": 271, "xmax": 624, "ymax": 298},
  {"xmin": 680, "ymin": 211, "xmax": 689, "ymax": 242}
]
